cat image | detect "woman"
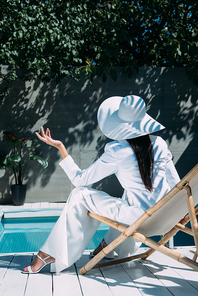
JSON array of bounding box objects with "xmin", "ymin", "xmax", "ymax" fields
[{"xmin": 23, "ymin": 95, "xmax": 180, "ymax": 273}]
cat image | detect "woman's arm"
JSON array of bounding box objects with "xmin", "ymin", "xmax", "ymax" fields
[
  {"xmin": 35, "ymin": 127, "xmax": 69, "ymax": 159},
  {"xmin": 36, "ymin": 127, "xmax": 117, "ymax": 187},
  {"xmin": 59, "ymin": 154, "xmax": 117, "ymax": 187},
  {"xmin": 165, "ymin": 160, "xmax": 180, "ymax": 188}
]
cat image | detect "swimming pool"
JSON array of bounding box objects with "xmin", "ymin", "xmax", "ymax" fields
[
  {"xmin": 0, "ymin": 216, "xmax": 194, "ymax": 254},
  {"xmin": 0, "ymin": 217, "xmax": 110, "ymax": 253}
]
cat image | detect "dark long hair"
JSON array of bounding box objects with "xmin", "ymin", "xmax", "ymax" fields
[{"xmin": 127, "ymin": 135, "xmax": 154, "ymax": 191}]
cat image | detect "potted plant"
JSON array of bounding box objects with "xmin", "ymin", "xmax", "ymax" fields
[{"xmin": 0, "ymin": 131, "xmax": 48, "ymax": 205}]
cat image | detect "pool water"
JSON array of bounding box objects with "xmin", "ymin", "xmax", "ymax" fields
[
  {"xmin": 0, "ymin": 217, "xmax": 109, "ymax": 253},
  {"xmin": 0, "ymin": 217, "xmax": 194, "ymax": 254}
]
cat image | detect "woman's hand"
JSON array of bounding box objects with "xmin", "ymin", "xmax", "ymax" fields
[
  {"xmin": 35, "ymin": 127, "xmax": 62, "ymax": 148},
  {"xmin": 36, "ymin": 127, "xmax": 69, "ymax": 159}
]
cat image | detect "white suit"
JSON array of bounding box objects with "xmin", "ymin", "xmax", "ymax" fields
[{"xmin": 41, "ymin": 135, "xmax": 180, "ymax": 272}]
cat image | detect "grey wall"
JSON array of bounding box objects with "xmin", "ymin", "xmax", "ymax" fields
[{"xmin": 0, "ymin": 67, "xmax": 198, "ymax": 204}]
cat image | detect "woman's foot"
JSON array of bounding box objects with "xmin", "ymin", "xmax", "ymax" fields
[
  {"xmin": 23, "ymin": 251, "xmax": 55, "ymax": 273},
  {"xmin": 91, "ymin": 239, "xmax": 107, "ymax": 256},
  {"xmin": 90, "ymin": 239, "xmax": 114, "ymax": 259}
]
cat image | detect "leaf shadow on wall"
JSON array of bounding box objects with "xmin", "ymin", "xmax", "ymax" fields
[{"xmin": 0, "ymin": 67, "xmax": 197, "ymax": 204}]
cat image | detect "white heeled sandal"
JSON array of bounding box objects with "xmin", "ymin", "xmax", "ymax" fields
[
  {"xmin": 22, "ymin": 254, "xmax": 56, "ymax": 274},
  {"xmin": 50, "ymin": 261, "xmax": 56, "ymax": 273}
]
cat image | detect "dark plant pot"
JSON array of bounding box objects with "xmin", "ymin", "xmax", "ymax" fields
[{"xmin": 11, "ymin": 184, "xmax": 27, "ymax": 206}]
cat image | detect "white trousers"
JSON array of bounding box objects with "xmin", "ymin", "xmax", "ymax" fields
[{"xmin": 41, "ymin": 187, "xmax": 143, "ymax": 273}]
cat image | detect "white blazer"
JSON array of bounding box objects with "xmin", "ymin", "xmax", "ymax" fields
[
  {"xmin": 41, "ymin": 135, "xmax": 181, "ymax": 271},
  {"xmin": 59, "ymin": 135, "xmax": 180, "ymax": 212}
]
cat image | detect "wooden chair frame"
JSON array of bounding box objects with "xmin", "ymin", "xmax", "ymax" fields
[{"xmin": 80, "ymin": 164, "xmax": 198, "ymax": 275}]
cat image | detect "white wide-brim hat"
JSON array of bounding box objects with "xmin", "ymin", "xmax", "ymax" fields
[{"xmin": 97, "ymin": 95, "xmax": 165, "ymax": 140}]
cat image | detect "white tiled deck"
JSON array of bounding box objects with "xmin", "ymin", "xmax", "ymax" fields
[
  {"xmin": 0, "ymin": 203, "xmax": 197, "ymax": 295},
  {"xmin": 0, "ymin": 248, "xmax": 197, "ymax": 296}
]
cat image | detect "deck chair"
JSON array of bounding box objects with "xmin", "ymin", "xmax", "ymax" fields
[{"xmin": 80, "ymin": 164, "xmax": 198, "ymax": 274}]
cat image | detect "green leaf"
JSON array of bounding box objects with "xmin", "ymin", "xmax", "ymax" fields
[
  {"xmin": 2, "ymin": 155, "xmax": 21, "ymax": 167},
  {"xmin": 23, "ymin": 146, "xmax": 37, "ymax": 152},
  {"xmin": 126, "ymin": 66, "xmax": 133, "ymax": 79},
  {"xmin": 28, "ymin": 155, "xmax": 48, "ymax": 169},
  {"xmin": 102, "ymin": 72, "xmax": 107, "ymax": 82},
  {"xmin": 177, "ymin": 48, "xmax": 182, "ymax": 56},
  {"xmin": 110, "ymin": 67, "xmax": 117, "ymax": 81}
]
